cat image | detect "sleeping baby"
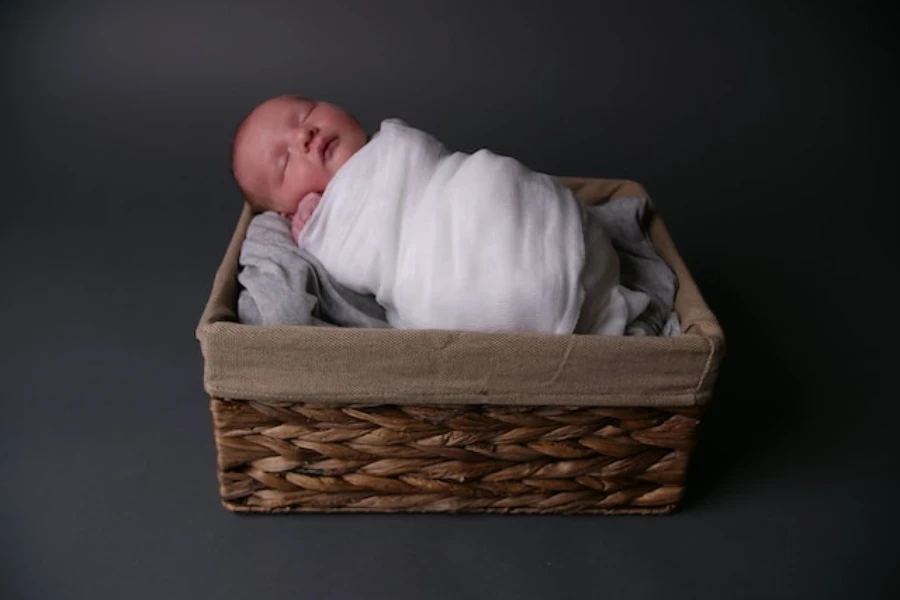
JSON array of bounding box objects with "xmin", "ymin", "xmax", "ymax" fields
[{"xmin": 231, "ymin": 94, "xmax": 651, "ymax": 335}]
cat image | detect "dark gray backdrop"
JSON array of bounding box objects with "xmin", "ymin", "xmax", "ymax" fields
[{"xmin": 2, "ymin": 1, "xmax": 897, "ymax": 598}]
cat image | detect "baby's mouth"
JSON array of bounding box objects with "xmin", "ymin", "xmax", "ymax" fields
[{"xmin": 322, "ymin": 135, "xmax": 337, "ymax": 161}]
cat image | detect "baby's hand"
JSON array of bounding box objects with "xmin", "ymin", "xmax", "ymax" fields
[{"xmin": 290, "ymin": 192, "xmax": 323, "ymax": 242}]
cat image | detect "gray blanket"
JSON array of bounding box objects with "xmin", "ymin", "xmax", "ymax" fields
[
  {"xmin": 237, "ymin": 213, "xmax": 389, "ymax": 329},
  {"xmin": 586, "ymin": 198, "xmax": 681, "ymax": 336},
  {"xmin": 237, "ymin": 196, "xmax": 680, "ymax": 336}
]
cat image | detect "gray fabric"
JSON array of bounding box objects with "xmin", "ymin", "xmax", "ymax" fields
[
  {"xmin": 237, "ymin": 198, "xmax": 680, "ymax": 336},
  {"xmin": 587, "ymin": 197, "xmax": 680, "ymax": 336},
  {"xmin": 237, "ymin": 212, "xmax": 389, "ymax": 328}
]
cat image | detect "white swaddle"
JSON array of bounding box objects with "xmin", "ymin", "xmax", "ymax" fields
[{"xmin": 295, "ymin": 118, "xmax": 647, "ymax": 334}]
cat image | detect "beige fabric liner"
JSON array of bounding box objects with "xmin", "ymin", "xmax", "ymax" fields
[{"xmin": 196, "ymin": 178, "xmax": 724, "ymax": 407}]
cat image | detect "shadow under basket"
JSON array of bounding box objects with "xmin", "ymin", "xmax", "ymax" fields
[{"xmin": 196, "ymin": 178, "xmax": 725, "ymax": 515}]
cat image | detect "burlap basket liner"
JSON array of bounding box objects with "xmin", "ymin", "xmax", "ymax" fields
[{"xmin": 196, "ymin": 178, "xmax": 724, "ymax": 408}]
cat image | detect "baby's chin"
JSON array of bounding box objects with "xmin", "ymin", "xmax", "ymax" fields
[
  {"xmin": 330, "ymin": 133, "xmax": 366, "ymax": 172},
  {"xmin": 331, "ymin": 144, "xmax": 355, "ymax": 169}
]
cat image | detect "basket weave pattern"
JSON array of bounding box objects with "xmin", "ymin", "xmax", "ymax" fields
[{"xmin": 210, "ymin": 398, "xmax": 703, "ymax": 514}]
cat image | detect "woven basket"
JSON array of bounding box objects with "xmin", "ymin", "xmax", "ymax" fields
[{"xmin": 197, "ymin": 178, "xmax": 724, "ymax": 515}]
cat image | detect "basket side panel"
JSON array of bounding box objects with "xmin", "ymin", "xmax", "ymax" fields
[{"xmin": 209, "ymin": 397, "xmax": 703, "ymax": 515}]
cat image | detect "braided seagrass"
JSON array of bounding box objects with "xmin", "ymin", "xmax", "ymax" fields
[{"xmin": 210, "ymin": 398, "xmax": 702, "ymax": 514}]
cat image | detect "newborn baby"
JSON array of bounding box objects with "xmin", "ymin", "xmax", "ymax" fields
[{"xmin": 232, "ymin": 95, "xmax": 649, "ymax": 334}]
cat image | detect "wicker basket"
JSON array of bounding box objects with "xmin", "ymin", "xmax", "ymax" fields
[{"xmin": 196, "ymin": 178, "xmax": 724, "ymax": 514}]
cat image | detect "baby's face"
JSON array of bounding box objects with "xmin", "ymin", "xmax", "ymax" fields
[{"xmin": 232, "ymin": 96, "xmax": 368, "ymax": 215}]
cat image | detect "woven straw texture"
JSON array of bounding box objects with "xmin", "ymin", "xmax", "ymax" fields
[{"xmin": 211, "ymin": 398, "xmax": 702, "ymax": 514}]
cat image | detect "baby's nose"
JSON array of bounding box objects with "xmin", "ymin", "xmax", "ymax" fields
[{"xmin": 296, "ymin": 125, "xmax": 318, "ymax": 151}]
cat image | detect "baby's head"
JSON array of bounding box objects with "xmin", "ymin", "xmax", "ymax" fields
[{"xmin": 231, "ymin": 95, "xmax": 368, "ymax": 216}]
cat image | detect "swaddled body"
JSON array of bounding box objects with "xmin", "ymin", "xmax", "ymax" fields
[{"xmin": 295, "ymin": 119, "xmax": 645, "ymax": 335}]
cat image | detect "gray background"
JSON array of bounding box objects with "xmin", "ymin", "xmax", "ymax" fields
[{"xmin": 2, "ymin": 0, "xmax": 898, "ymax": 598}]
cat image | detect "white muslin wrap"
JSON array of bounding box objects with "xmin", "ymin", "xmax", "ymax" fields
[{"xmin": 295, "ymin": 119, "xmax": 646, "ymax": 334}]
